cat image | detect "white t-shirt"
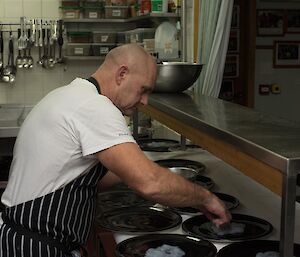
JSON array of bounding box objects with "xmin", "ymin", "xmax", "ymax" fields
[{"xmin": 2, "ymin": 78, "xmax": 136, "ymax": 207}]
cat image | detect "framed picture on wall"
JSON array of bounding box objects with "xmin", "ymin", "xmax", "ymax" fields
[
  {"xmin": 257, "ymin": 9, "xmax": 285, "ymax": 36},
  {"xmin": 273, "ymin": 41, "xmax": 300, "ymax": 68},
  {"xmin": 224, "ymin": 55, "xmax": 239, "ymax": 78},
  {"xmin": 228, "ymin": 29, "xmax": 239, "ymax": 53},
  {"xmin": 231, "ymin": 5, "xmax": 240, "ymax": 29},
  {"xmin": 287, "ymin": 10, "xmax": 300, "ymax": 33}
]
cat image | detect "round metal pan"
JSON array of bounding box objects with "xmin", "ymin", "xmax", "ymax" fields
[
  {"xmin": 155, "ymin": 159, "xmax": 206, "ymax": 174},
  {"xmin": 137, "ymin": 138, "xmax": 180, "ymax": 152},
  {"xmin": 172, "ymin": 192, "xmax": 239, "ymax": 215},
  {"xmin": 168, "ymin": 166, "xmax": 201, "ymax": 180},
  {"xmin": 182, "ymin": 213, "xmax": 273, "ymax": 243},
  {"xmin": 96, "ymin": 206, "xmax": 182, "ymax": 234},
  {"xmin": 116, "ymin": 233, "xmax": 217, "ymax": 257},
  {"xmin": 216, "ymin": 240, "xmax": 300, "ymax": 257}
]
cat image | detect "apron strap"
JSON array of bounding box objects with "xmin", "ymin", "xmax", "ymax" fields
[{"xmin": 86, "ymin": 77, "xmax": 101, "ymax": 94}]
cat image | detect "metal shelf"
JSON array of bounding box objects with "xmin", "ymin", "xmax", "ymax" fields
[
  {"xmin": 62, "ymin": 13, "xmax": 180, "ymax": 23},
  {"xmin": 65, "ymin": 56, "xmax": 105, "ymax": 60}
]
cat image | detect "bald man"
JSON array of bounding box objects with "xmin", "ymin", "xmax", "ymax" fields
[{"xmin": 0, "ymin": 44, "xmax": 231, "ymax": 257}]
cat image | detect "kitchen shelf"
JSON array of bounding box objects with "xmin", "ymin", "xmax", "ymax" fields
[
  {"xmin": 65, "ymin": 56, "xmax": 105, "ymax": 60},
  {"xmin": 62, "ymin": 13, "xmax": 180, "ymax": 23},
  {"xmin": 138, "ymin": 92, "xmax": 300, "ymax": 257},
  {"xmin": 62, "ymin": 8, "xmax": 184, "ymax": 63}
]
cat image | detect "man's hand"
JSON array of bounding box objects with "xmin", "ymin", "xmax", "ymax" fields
[{"xmin": 199, "ymin": 192, "xmax": 232, "ymax": 226}]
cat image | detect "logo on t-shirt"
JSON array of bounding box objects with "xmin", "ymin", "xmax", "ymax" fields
[{"xmin": 119, "ymin": 133, "xmax": 129, "ymax": 136}]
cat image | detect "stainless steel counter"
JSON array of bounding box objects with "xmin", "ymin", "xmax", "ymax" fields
[
  {"xmin": 139, "ymin": 92, "xmax": 300, "ymax": 257},
  {"xmin": 0, "ymin": 104, "xmax": 33, "ymax": 138}
]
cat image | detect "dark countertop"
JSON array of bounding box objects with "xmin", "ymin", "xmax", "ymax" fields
[{"xmin": 148, "ymin": 92, "xmax": 300, "ymax": 173}]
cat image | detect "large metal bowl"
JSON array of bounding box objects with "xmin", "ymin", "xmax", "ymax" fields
[{"xmin": 154, "ymin": 62, "xmax": 203, "ymax": 93}]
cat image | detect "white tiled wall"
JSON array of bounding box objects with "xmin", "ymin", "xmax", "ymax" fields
[
  {"xmin": 0, "ymin": 0, "xmax": 59, "ymax": 22},
  {"xmin": 0, "ymin": 0, "xmax": 195, "ymax": 105}
]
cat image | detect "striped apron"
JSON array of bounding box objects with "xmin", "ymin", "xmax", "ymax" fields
[{"xmin": 0, "ymin": 162, "xmax": 107, "ymax": 257}]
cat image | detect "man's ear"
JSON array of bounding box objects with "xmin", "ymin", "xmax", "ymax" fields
[{"xmin": 116, "ymin": 65, "xmax": 129, "ymax": 85}]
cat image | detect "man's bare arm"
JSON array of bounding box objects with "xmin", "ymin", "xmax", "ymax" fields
[{"xmin": 96, "ymin": 142, "xmax": 231, "ymax": 226}]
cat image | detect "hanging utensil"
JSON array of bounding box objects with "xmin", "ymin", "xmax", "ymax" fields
[
  {"xmin": 49, "ymin": 20, "xmax": 57, "ymax": 67},
  {"xmin": 18, "ymin": 17, "xmax": 28, "ymax": 50},
  {"xmin": 22, "ymin": 49, "xmax": 29, "ymax": 68},
  {"xmin": 47, "ymin": 21, "xmax": 54, "ymax": 68},
  {"xmin": 27, "ymin": 47, "xmax": 34, "ymax": 69},
  {"xmin": 42, "ymin": 24, "xmax": 49, "ymax": 69},
  {"xmin": 26, "ymin": 28, "xmax": 34, "ymax": 68},
  {"xmin": 37, "ymin": 19, "xmax": 43, "ymax": 65},
  {"xmin": 2, "ymin": 31, "xmax": 16, "ymax": 83},
  {"xmin": 16, "ymin": 29, "xmax": 24, "ymax": 68},
  {"xmin": 0, "ymin": 31, "xmax": 4, "ymax": 73},
  {"xmin": 9, "ymin": 34, "xmax": 16, "ymax": 83},
  {"xmin": 56, "ymin": 19, "xmax": 64, "ymax": 63},
  {"xmin": 35, "ymin": 19, "xmax": 39, "ymax": 47},
  {"xmin": 29, "ymin": 19, "xmax": 36, "ymax": 45}
]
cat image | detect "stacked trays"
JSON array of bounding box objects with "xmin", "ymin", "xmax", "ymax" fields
[{"xmin": 116, "ymin": 234, "xmax": 217, "ymax": 257}]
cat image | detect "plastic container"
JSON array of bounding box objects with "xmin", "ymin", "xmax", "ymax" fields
[
  {"xmin": 151, "ymin": 0, "xmax": 168, "ymax": 13},
  {"xmin": 140, "ymin": 0, "xmax": 151, "ymax": 14},
  {"xmin": 105, "ymin": 5, "xmax": 129, "ymax": 18},
  {"xmin": 67, "ymin": 32, "xmax": 92, "ymax": 43},
  {"xmin": 60, "ymin": 6, "xmax": 81, "ymax": 19},
  {"xmin": 143, "ymin": 38, "xmax": 155, "ymax": 51},
  {"xmin": 93, "ymin": 31, "xmax": 117, "ymax": 43},
  {"xmin": 91, "ymin": 44, "xmax": 116, "ymax": 56},
  {"xmin": 154, "ymin": 21, "xmax": 179, "ymax": 60},
  {"xmin": 66, "ymin": 43, "xmax": 92, "ymax": 56},
  {"xmin": 124, "ymin": 28, "xmax": 155, "ymax": 43},
  {"xmin": 106, "ymin": 0, "xmax": 127, "ymax": 5},
  {"xmin": 61, "ymin": 1, "xmax": 80, "ymax": 7},
  {"xmin": 83, "ymin": 7, "xmax": 103, "ymax": 18},
  {"xmin": 83, "ymin": 1, "xmax": 102, "ymax": 7},
  {"xmin": 116, "ymin": 31, "xmax": 126, "ymax": 43}
]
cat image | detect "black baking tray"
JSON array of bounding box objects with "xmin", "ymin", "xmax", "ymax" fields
[
  {"xmin": 116, "ymin": 233, "xmax": 217, "ymax": 257},
  {"xmin": 97, "ymin": 190, "xmax": 151, "ymax": 209},
  {"xmin": 216, "ymin": 240, "xmax": 300, "ymax": 257},
  {"xmin": 172, "ymin": 192, "xmax": 239, "ymax": 215},
  {"xmin": 182, "ymin": 213, "xmax": 273, "ymax": 243},
  {"xmin": 96, "ymin": 206, "xmax": 182, "ymax": 234}
]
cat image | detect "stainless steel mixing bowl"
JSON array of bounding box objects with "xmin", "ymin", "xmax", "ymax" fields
[{"xmin": 154, "ymin": 62, "xmax": 203, "ymax": 93}]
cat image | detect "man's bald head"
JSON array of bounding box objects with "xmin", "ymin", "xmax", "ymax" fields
[
  {"xmin": 92, "ymin": 43, "xmax": 157, "ymax": 112},
  {"xmin": 103, "ymin": 43, "xmax": 156, "ymax": 73}
]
